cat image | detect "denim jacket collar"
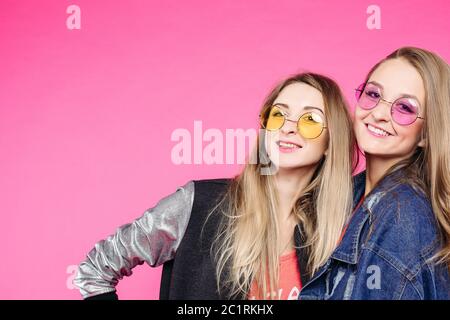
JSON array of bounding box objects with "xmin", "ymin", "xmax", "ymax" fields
[
  {"xmin": 330, "ymin": 170, "xmax": 368, "ymax": 264},
  {"xmin": 330, "ymin": 168, "xmax": 409, "ymax": 264}
]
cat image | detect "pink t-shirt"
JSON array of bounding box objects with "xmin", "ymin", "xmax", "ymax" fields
[{"xmin": 248, "ymin": 250, "xmax": 302, "ymax": 300}]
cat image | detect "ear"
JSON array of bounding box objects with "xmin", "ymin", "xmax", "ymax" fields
[
  {"xmin": 417, "ymin": 128, "xmax": 426, "ymax": 148},
  {"xmin": 417, "ymin": 138, "xmax": 426, "ymax": 148},
  {"xmin": 324, "ymin": 149, "xmax": 328, "ymax": 156}
]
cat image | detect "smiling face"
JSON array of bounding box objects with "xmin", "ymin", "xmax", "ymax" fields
[
  {"xmin": 354, "ymin": 58, "xmax": 426, "ymax": 162},
  {"xmin": 265, "ymin": 82, "xmax": 329, "ymax": 170}
]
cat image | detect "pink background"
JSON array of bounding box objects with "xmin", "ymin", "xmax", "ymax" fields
[{"xmin": 0, "ymin": 0, "xmax": 449, "ymax": 299}]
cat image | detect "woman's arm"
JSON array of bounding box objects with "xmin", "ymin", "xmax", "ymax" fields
[
  {"xmin": 350, "ymin": 187, "xmax": 446, "ymax": 299},
  {"xmin": 73, "ymin": 181, "xmax": 195, "ymax": 299}
]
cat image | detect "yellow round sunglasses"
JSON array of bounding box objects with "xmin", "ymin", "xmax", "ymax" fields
[{"xmin": 260, "ymin": 104, "xmax": 327, "ymax": 139}]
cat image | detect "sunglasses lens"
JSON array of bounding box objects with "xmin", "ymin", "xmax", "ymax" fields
[
  {"xmin": 355, "ymin": 83, "xmax": 365, "ymax": 100},
  {"xmin": 298, "ymin": 112, "xmax": 324, "ymax": 139},
  {"xmin": 358, "ymin": 83, "xmax": 381, "ymax": 110},
  {"xmin": 392, "ymin": 98, "xmax": 420, "ymax": 125},
  {"xmin": 264, "ymin": 106, "xmax": 285, "ymax": 130}
]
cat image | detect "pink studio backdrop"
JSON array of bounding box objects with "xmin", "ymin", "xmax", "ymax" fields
[{"xmin": 0, "ymin": 0, "xmax": 449, "ymax": 299}]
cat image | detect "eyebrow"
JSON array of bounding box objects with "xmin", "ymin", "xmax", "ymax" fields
[
  {"xmin": 367, "ymin": 81, "xmax": 421, "ymax": 101},
  {"xmin": 274, "ymin": 103, "xmax": 325, "ymax": 115}
]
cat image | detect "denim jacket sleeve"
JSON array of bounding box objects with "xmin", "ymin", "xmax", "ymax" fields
[
  {"xmin": 349, "ymin": 186, "xmax": 450, "ymax": 300},
  {"xmin": 73, "ymin": 181, "xmax": 195, "ymax": 299}
]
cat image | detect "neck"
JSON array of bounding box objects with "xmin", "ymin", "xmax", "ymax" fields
[
  {"xmin": 274, "ymin": 165, "xmax": 317, "ymax": 221},
  {"xmin": 364, "ymin": 155, "xmax": 399, "ymax": 196},
  {"xmin": 274, "ymin": 165, "xmax": 317, "ymax": 255}
]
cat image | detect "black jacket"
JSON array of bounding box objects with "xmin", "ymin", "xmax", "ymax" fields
[{"xmin": 86, "ymin": 179, "xmax": 309, "ymax": 300}]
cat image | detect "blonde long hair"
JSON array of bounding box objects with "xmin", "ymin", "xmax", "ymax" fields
[
  {"xmin": 362, "ymin": 47, "xmax": 450, "ymax": 271},
  {"xmin": 211, "ymin": 73, "xmax": 356, "ymax": 299}
]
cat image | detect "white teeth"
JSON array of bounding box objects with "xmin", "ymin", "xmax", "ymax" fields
[
  {"xmin": 279, "ymin": 141, "xmax": 299, "ymax": 148},
  {"xmin": 367, "ymin": 124, "xmax": 390, "ymax": 136}
]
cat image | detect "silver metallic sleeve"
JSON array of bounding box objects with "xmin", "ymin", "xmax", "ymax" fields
[{"xmin": 73, "ymin": 181, "xmax": 195, "ymax": 299}]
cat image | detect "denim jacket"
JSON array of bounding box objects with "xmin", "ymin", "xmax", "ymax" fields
[{"xmin": 299, "ymin": 170, "xmax": 450, "ymax": 300}]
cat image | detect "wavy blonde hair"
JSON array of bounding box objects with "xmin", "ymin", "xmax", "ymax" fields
[
  {"xmin": 362, "ymin": 47, "xmax": 450, "ymax": 271},
  {"xmin": 210, "ymin": 73, "xmax": 356, "ymax": 299}
]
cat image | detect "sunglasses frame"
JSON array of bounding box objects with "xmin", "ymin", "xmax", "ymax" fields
[
  {"xmin": 355, "ymin": 83, "xmax": 425, "ymax": 126},
  {"xmin": 259, "ymin": 104, "xmax": 327, "ymax": 139}
]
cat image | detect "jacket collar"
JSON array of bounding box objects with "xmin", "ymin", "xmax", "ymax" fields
[
  {"xmin": 331, "ymin": 171, "xmax": 368, "ymax": 264},
  {"xmin": 330, "ymin": 168, "xmax": 407, "ymax": 264}
]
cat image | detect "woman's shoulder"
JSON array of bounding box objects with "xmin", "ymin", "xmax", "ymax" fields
[
  {"xmin": 190, "ymin": 178, "xmax": 233, "ymax": 197},
  {"xmin": 192, "ymin": 178, "xmax": 232, "ymax": 186},
  {"xmin": 365, "ymin": 181, "xmax": 441, "ymax": 261},
  {"xmin": 187, "ymin": 178, "xmax": 233, "ymax": 217},
  {"xmin": 374, "ymin": 181, "xmax": 432, "ymax": 217}
]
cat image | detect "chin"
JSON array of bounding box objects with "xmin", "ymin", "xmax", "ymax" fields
[
  {"xmin": 278, "ymin": 163, "xmax": 305, "ymax": 170},
  {"xmin": 278, "ymin": 159, "xmax": 316, "ymax": 171},
  {"xmin": 360, "ymin": 146, "xmax": 404, "ymax": 159},
  {"xmin": 358, "ymin": 139, "xmax": 392, "ymax": 155}
]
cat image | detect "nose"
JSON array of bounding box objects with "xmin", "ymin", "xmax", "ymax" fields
[
  {"xmin": 370, "ymin": 99, "xmax": 392, "ymax": 123},
  {"xmin": 281, "ymin": 118, "xmax": 298, "ymax": 135}
]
